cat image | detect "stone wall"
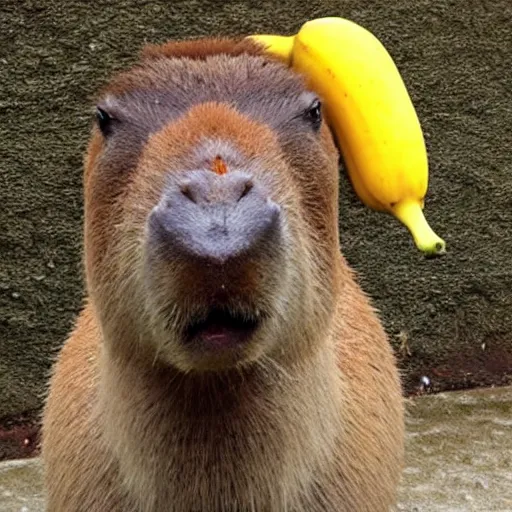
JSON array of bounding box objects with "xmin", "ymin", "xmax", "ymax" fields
[{"xmin": 1, "ymin": 0, "xmax": 511, "ymax": 420}]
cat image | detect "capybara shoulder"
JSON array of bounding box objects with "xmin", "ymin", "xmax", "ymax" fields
[{"xmin": 42, "ymin": 37, "xmax": 404, "ymax": 512}]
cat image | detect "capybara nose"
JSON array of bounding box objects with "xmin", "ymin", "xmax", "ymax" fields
[{"xmin": 149, "ymin": 170, "xmax": 281, "ymax": 264}]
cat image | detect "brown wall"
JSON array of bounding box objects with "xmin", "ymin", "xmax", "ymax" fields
[{"xmin": 1, "ymin": 0, "xmax": 511, "ymax": 421}]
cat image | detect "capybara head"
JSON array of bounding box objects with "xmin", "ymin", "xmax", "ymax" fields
[{"xmin": 84, "ymin": 39, "xmax": 341, "ymax": 372}]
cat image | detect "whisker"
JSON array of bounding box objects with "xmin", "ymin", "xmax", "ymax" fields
[{"xmin": 259, "ymin": 354, "xmax": 293, "ymax": 382}]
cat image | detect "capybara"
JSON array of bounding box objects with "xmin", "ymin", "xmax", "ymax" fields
[{"xmin": 41, "ymin": 37, "xmax": 404, "ymax": 512}]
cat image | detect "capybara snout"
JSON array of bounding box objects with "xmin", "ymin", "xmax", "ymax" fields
[
  {"xmin": 142, "ymin": 120, "xmax": 286, "ymax": 370},
  {"xmin": 148, "ymin": 168, "xmax": 281, "ymax": 266}
]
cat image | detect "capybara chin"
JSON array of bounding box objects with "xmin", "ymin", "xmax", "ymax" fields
[{"xmin": 41, "ymin": 37, "xmax": 404, "ymax": 512}]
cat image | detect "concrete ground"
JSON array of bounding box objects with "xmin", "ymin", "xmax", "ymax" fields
[{"xmin": 1, "ymin": 386, "xmax": 511, "ymax": 511}]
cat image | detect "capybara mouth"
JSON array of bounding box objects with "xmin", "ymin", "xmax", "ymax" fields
[{"xmin": 183, "ymin": 307, "xmax": 262, "ymax": 349}]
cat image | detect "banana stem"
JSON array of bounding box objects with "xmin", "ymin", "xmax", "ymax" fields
[
  {"xmin": 392, "ymin": 200, "xmax": 446, "ymax": 256},
  {"xmin": 245, "ymin": 35, "xmax": 295, "ymax": 65}
]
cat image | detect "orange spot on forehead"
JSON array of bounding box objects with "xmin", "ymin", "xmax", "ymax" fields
[{"xmin": 212, "ymin": 155, "xmax": 228, "ymax": 175}]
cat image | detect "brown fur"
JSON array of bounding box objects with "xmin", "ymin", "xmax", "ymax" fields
[
  {"xmin": 42, "ymin": 37, "xmax": 404, "ymax": 511},
  {"xmin": 141, "ymin": 37, "xmax": 266, "ymax": 62}
]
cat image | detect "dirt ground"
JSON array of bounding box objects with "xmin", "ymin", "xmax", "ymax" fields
[{"xmin": 1, "ymin": 0, "xmax": 511, "ymax": 459}]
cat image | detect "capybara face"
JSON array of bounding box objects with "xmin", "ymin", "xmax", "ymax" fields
[{"xmin": 84, "ymin": 42, "xmax": 340, "ymax": 371}]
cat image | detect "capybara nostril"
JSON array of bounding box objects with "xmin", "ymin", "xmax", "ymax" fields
[
  {"xmin": 149, "ymin": 170, "xmax": 280, "ymax": 265},
  {"xmin": 239, "ymin": 180, "xmax": 253, "ymax": 200},
  {"xmin": 179, "ymin": 182, "xmax": 196, "ymax": 203}
]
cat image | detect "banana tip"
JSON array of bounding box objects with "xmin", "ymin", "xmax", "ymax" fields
[{"xmin": 421, "ymin": 239, "xmax": 447, "ymax": 258}]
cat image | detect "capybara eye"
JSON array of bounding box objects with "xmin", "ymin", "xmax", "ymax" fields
[
  {"xmin": 95, "ymin": 107, "xmax": 112, "ymax": 135},
  {"xmin": 304, "ymin": 99, "xmax": 322, "ymax": 131}
]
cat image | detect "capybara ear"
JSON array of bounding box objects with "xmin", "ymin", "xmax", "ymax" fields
[{"xmin": 140, "ymin": 37, "xmax": 266, "ymax": 62}]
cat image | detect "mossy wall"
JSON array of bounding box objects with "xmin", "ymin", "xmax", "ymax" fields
[{"xmin": 1, "ymin": 0, "xmax": 511, "ymax": 420}]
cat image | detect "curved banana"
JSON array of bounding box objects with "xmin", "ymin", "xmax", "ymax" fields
[
  {"xmin": 291, "ymin": 17, "xmax": 445, "ymax": 256},
  {"xmin": 246, "ymin": 34, "xmax": 295, "ymax": 65}
]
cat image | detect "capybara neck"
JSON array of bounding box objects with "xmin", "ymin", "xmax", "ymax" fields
[{"xmin": 99, "ymin": 332, "xmax": 344, "ymax": 511}]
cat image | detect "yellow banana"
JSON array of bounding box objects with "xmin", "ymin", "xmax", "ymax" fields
[
  {"xmin": 291, "ymin": 17, "xmax": 445, "ymax": 256},
  {"xmin": 248, "ymin": 18, "xmax": 446, "ymax": 256},
  {"xmin": 246, "ymin": 34, "xmax": 295, "ymax": 65}
]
